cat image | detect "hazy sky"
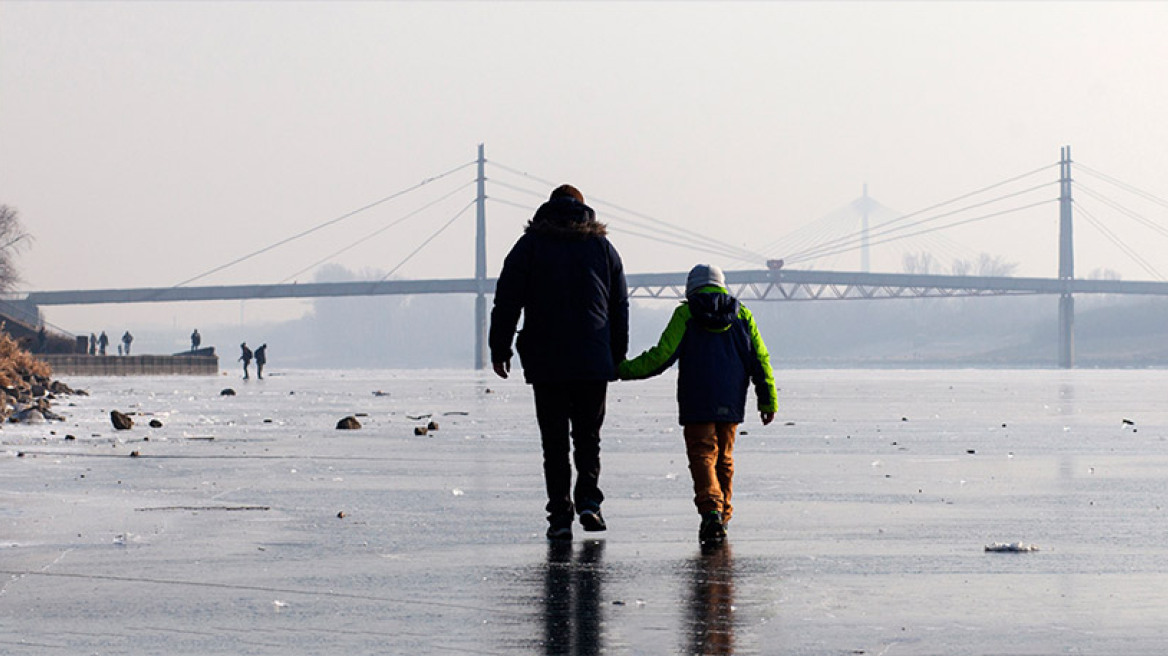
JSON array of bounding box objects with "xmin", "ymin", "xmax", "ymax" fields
[{"xmin": 4, "ymin": 1, "xmax": 1168, "ymax": 336}]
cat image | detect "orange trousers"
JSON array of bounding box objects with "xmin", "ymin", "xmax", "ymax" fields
[{"xmin": 683, "ymin": 422, "xmax": 737, "ymax": 523}]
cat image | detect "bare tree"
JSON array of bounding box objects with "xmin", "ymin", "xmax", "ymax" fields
[
  {"xmin": 902, "ymin": 251, "xmax": 936, "ymax": 275},
  {"xmin": 0, "ymin": 205, "xmax": 30, "ymax": 291},
  {"xmin": 951, "ymin": 253, "xmax": 1019, "ymax": 277}
]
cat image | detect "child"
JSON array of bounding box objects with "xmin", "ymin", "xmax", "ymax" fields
[{"xmin": 618, "ymin": 264, "xmax": 777, "ymax": 543}]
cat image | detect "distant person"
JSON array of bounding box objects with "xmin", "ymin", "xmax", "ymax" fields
[
  {"xmin": 618, "ymin": 264, "xmax": 777, "ymax": 544},
  {"xmin": 489, "ymin": 184, "xmax": 629, "ymax": 540},
  {"xmin": 121, "ymin": 331, "xmax": 133, "ymax": 355},
  {"xmin": 191, "ymin": 329, "xmax": 201, "ymax": 352},
  {"xmin": 36, "ymin": 327, "xmax": 46, "ymax": 353},
  {"xmin": 89, "ymin": 333, "xmax": 97, "ymax": 355},
  {"xmin": 254, "ymin": 344, "xmax": 267, "ymax": 380},
  {"xmin": 239, "ymin": 342, "xmax": 253, "ymax": 379},
  {"xmin": 97, "ymin": 331, "xmax": 109, "ymax": 356}
]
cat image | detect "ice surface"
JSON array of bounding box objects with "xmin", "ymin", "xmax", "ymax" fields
[{"xmin": 5, "ymin": 368, "xmax": 1168, "ymax": 653}]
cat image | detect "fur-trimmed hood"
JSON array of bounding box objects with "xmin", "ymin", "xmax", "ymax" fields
[{"xmin": 525, "ymin": 197, "xmax": 608, "ymax": 239}]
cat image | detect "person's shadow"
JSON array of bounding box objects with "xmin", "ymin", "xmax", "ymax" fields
[
  {"xmin": 683, "ymin": 541, "xmax": 736, "ymax": 656},
  {"xmin": 543, "ymin": 539, "xmax": 605, "ymax": 656}
]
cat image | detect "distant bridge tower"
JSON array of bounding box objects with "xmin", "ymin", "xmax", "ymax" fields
[
  {"xmin": 474, "ymin": 144, "xmax": 488, "ymax": 371},
  {"xmin": 861, "ymin": 183, "xmax": 871, "ymax": 273},
  {"xmin": 1058, "ymin": 145, "xmax": 1075, "ymax": 369}
]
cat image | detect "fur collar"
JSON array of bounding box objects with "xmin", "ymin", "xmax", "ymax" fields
[{"xmin": 525, "ymin": 197, "xmax": 608, "ymax": 239}]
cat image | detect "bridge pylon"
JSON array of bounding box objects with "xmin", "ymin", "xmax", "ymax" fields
[
  {"xmin": 474, "ymin": 144, "xmax": 488, "ymax": 371},
  {"xmin": 1058, "ymin": 145, "xmax": 1074, "ymax": 369}
]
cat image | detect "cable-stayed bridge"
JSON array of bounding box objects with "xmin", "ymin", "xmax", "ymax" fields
[{"xmin": 18, "ymin": 145, "xmax": 1168, "ymax": 369}]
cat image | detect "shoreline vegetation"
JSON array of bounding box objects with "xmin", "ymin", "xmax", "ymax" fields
[{"xmin": 0, "ymin": 329, "xmax": 84, "ymax": 424}]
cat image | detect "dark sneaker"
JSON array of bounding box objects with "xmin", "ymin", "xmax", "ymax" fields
[
  {"xmin": 699, "ymin": 511, "xmax": 726, "ymax": 543},
  {"xmin": 579, "ymin": 509, "xmax": 606, "ymax": 532},
  {"xmin": 546, "ymin": 524, "xmax": 572, "ymax": 541}
]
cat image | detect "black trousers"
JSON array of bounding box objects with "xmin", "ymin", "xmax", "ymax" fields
[{"xmin": 532, "ymin": 381, "xmax": 608, "ymax": 524}]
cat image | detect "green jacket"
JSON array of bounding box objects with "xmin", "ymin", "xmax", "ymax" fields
[{"xmin": 619, "ymin": 286, "xmax": 777, "ymax": 423}]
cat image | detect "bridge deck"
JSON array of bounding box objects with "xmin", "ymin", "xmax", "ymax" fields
[{"xmin": 20, "ymin": 270, "xmax": 1168, "ymax": 306}]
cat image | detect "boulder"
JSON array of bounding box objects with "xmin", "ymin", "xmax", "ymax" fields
[
  {"xmin": 10, "ymin": 408, "xmax": 44, "ymax": 424},
  {"xmin": 220, "ymin": 388, "xmax": 236, "ymax": 396},
  {"xmin": 110, "ymin": 410, "xmax": 133, "ymax": 430},
  {"xmin": 336, "ymin": 416, "xmax": 361, "ymax": 430}
]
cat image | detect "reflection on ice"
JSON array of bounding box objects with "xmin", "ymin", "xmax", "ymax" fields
[
  {"xmin": 684, "ymin": 542, "xmax": 736, "ymax": 656},
  {"xmin": 543, "ymin": 539, "xmax": 604, "ymax": 656}
]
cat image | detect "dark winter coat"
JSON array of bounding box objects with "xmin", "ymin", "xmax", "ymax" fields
[
  {"xmin": 619, "ymin": 287, "xmax": 777, "ymax": 424},
  {"xmin": 489, "ymin": 197, "xmax": 629, "ymax": 384}
]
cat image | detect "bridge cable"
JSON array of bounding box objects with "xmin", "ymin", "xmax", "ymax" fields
[
  {"xmin": 172, "ymin": 160, "xmax": 476, "ymax": 288},
  {"xmin": 771, "ymin": 163, "xmax": 1058, "ymax": 261},
  {"xmin": 489, "ymin": 194, "xmax": 764, "ymax": 262},
  {"xmin": 278, "ymin": 180, "xmax": 478, "ymax": 284},
  {"xmin": 1077, "ymin": 163, "xmax": 1168, "ymax": 212},
  {"xmin": 489, "ymin": 159, "xmax": 766, "ymax": 264},
  {"xmin": 786, "ymin": 199, "xmax": 1058, "ymax": 265},
  {"xmin": 1076, "ymin": 204, "xmax": 1164, "ymax": 280},
  {"xmin": 1076, "ymin": 184, "xmax": 1168, "ymax": 240},
  {"xmin": 787, "ymin": 182, "xmax": 1058, "ymax": 263},
  {"xmin": 488, "ymin": 178, "xmax": 552, "ymax": 202},
  {"xmin": 606, "ymin": 225, "xmax": 768, "ymax": 263},
  {"xmin": 487, "ymin": 196, "xmax": 539, "ymax": 215},
  {"xmin": 785, "ymin": 181, "xmax": 1056, "ymax": 262},
  {"xmin": 380, "ymin": 200, "xmax": 477, "ymax": 281},
  {"xmin": 758, "ymin": 194, "xmax": 976, "ymax": 271}
]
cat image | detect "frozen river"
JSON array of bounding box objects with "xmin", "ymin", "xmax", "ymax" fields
[{"xmin": 5, "ymin": 368, "xmax": 1168, "ymax": 654}]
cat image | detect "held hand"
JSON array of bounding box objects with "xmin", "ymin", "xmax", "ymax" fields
[
  {"xmin": 492, "ymin": 360, "xmax": 511, "ymax": 379},
  {"xmin": 760, "ymin": 412, "xmax": 774, "ymax": 426}
]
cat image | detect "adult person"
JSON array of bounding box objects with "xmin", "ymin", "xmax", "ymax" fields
[
  {"xmin": 191, "ymin": 329, "xmax": 201, "ymax": 352},
  {"xmin": 121, "ymin": 331, "xmax": 133, "ymax": 355},
  {"xmin": 239, "ymin": 342, "xmax": 253, "ymax": 379},
  {"xmin": 97, "ymin": 331, "xmax": 109, "ymax": 356},
  {"xmin": 89, "ymin": 333, "xmax": 97, "ymax": 355},
  {"xmin": 254, "ymin": 344, "xmax": 267, "ymax": 380},
  {"xmin": 489, "ymin": 184, "xmax": 629, "ymax": 540}
]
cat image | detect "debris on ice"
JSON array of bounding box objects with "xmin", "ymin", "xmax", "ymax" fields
[{"xmin": 984, "ymin": 542, "xmax": 1039, "ymax": 553}]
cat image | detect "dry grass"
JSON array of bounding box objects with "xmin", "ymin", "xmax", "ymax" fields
[{"xmin": 0, "ymin": 330, "xmax": 51, "ymax": 388}]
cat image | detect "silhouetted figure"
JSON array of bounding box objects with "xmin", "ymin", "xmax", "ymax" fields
[
  {"xmin": 254, "ymin": 344, "xmax": 267, "ymax": 380},
  {"xmin": 36, "ymin": 327, "xmax": 46, "ymax": 353},
  {"xmin": 121, "ymin": 331, "xmax": 133, "ymax": 356},
  {"xmin": 191, "ymin": 329, "xmax": 201, "ymax": 352},
  {"xmin": 239, "ymin": 342, "xmax": 253, "ymax": 379},
  {"xmin": 97, "ymin": 331, "xmax": 109, "ymax": 356},
  {"xmin": 489, "ymin": 184, "xmax": 629, "ymax": 540},
  {"xmin": 89, "ymin": 333, "xmax": 97, "ymax": 355},
  {"xmin": 619, "ymin": 264, "xmax": 777, "ymax": 545}
]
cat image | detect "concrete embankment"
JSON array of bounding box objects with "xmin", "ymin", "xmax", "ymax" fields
[{"xmin": 40, "ymin": 354, "xmax": 218, "ymax": 376}]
